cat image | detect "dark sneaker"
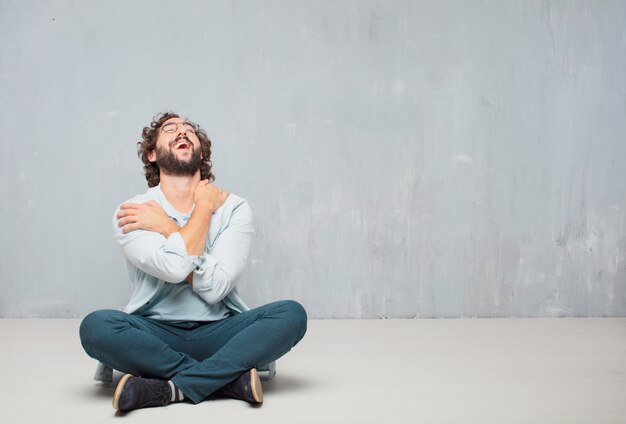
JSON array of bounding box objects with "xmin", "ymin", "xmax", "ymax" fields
[
  {"xmin": 216, "ymin": 368, "xmax": 263, "ymax": 404},
  {"xmin": 113, "ymin": 374, "xmax": 172, "ymax": 412}
]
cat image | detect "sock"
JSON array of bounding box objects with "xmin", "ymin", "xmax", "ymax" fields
[{"xmin": 168, "ymin": 381, "xmax": 185, "ymax": 402}]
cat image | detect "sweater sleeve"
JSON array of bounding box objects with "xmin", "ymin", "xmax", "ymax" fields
[
  {"xmin": 191, "ymin": 200, "xmax": 254, "ymax": 304},
  {"xmin": 112, "ymin": 206, "xmax": 198, "ymax": 283}
]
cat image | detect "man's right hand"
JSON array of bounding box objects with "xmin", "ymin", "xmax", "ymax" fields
[{"xmin": 194, "ymin": 180, "xmax": 229, "ymax": 213}]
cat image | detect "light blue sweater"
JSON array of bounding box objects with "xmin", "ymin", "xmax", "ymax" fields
[
  {"xmin": 93, "ymin": 185, "xmax": 265, "ymax": 382},
  {"xmin": 113, "ymin": 184, "xmax": 254, "ymax": 319}
]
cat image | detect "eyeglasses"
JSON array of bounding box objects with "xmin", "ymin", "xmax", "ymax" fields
[{"xmin": 161, "ymin": 121, "xmax": 198, "ymax": 134}]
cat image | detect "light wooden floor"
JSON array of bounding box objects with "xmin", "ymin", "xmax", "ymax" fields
[{"xmin": 1, "ymin": 318, "xmax": 625, "ymax": 423}]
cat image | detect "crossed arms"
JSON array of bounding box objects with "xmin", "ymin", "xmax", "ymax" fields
[{"xmin": 113, "ymin": 182, "xmax": 254, "ymax": 305}]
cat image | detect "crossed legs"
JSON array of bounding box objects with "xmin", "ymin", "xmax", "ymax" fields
[{"xmin": 79, "ymin": 300, "xmax": 307, "ymax": 404}]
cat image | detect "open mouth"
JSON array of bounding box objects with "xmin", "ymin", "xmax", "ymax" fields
[{"xmin": 171, "ymin": 138, "xmax": 191, "ymax": 150}]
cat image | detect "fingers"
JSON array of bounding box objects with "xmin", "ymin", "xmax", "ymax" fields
[
  {"xmin": 121, "ymin": 222, "xmax": 142, "ymax": 234},
  {"xmin": 194, "ymin": 181, "xmax": 228, "ymax": 199},
  {"xmin": 117, "ymin": 216, "xmax": 137, "ymax": 227},
  {"xmin": 116, "ymin": 209, "xmax": 139, "ymax": 219},
  {"xmin": 211, "ymin": 186, "xmax": 228, "ymax": 198},
  {"xmin": 214, "ymin": 187, "xmax": 229, "ymax": 206},
  {"xmin": 117, "ymin": 201, "xmax": 160, "ymax": 219},
  {"xmin": 212, "ymin": 189, "xmax": 230, "ymax": 211},
  {"xmin": 119, "ymin": 201, "xmax": 158, "ymax": 211},
  {"xmin": 117, "ymin": 204, "xmax": 140, "ymax": 218}
]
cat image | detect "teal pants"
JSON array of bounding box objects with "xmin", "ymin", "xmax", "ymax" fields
[{"xmin": 79, "ymin": 300, "xmax": 307, "ymax": 403}]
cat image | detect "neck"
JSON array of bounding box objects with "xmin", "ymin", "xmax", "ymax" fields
[{"xmin": 158, "ymin": 171, "xmax": 201, "ymax": 214}]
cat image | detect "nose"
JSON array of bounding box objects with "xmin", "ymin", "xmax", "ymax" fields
[{"xmin": 175, "ymin": 123, "xmax": 190, "ymax": 137}]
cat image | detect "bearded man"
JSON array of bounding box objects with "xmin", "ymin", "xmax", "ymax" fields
[{"xmin": 79, "ymin": 112, "xmax": 307, "ymax": 413}]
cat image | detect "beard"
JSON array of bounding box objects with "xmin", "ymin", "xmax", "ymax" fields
[{"xmin": 155, "ymin": 144, "xmax": 202, "ymax": 177}]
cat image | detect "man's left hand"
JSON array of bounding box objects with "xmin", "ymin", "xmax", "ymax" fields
[{"xmin": 117, "ymin": 201, "xmax": 179, "ymax": 237}]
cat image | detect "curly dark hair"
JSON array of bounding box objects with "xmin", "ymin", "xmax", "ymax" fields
[{"xmin": 137, "ymin": 112, "xmax": 215, "ymax": 187}]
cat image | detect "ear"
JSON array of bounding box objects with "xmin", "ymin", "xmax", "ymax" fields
[{"xmin": 148, "ymin": 150, "xmax": 156, "ymax": 163}]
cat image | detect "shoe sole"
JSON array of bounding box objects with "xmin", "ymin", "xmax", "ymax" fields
[
  {"xmin": 112, "ymin": 373, "xmax": 133, "ymax": 411},
  {"xmin": 250, "ymin": 368, "xmax": 263, "ymax": 404}
]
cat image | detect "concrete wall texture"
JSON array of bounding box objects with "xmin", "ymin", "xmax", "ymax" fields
[{"xmin": 1, "ymin": 1, "xmax": 625, "ymax": 318}]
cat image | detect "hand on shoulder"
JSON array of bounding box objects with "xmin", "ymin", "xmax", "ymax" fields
[
  {"xmin": 116, "ymin": 200, "xmax": 179, "ymax": 237},
  {"xmin": 194, "ymin": 180, "xmax": 230, "ymax": 214}
]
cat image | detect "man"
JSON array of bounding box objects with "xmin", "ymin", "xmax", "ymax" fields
[{"xmin": 79, "ymin": 112, "xmax": 307, "ymax": 413}]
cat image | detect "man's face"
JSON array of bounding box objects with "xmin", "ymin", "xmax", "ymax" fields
[{"xmin": 149, "ymin": 117, "xmax": 203, "ymax": 177}]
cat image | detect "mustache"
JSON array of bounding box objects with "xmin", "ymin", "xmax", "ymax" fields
[{"xmin": 169, "ymin": 136, "xmax": 191, "ymax": 148}]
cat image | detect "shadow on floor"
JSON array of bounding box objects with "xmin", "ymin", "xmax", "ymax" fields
[
  {"xmin": 262, "ymin": 373, "xmax": 310, "ymax": 394},
  {"xmin": 79, "ymin": 369, "xmax": 311, "ymax": 402}
]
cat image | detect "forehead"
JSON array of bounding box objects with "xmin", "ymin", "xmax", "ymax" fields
[{"xmin": 162, "ymin": 117, "xmax": 186, "ymax": 125}]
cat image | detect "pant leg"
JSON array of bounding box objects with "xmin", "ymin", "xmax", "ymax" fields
[
  {"xmin": 171, "ymin": 300, "xmax": 307, "ymax": 403},
  {"xmin": 79, "ymin": 309, "xmax": 199, "ymax": 380},
  {"xmin": 80, "ymin": 301, "xmax": 307, "ymax": 404}
]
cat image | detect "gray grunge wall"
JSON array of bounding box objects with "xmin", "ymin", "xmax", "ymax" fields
[{"xmin": 1, "ymin": 0, "xmax": 625, "ymax": 318}]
